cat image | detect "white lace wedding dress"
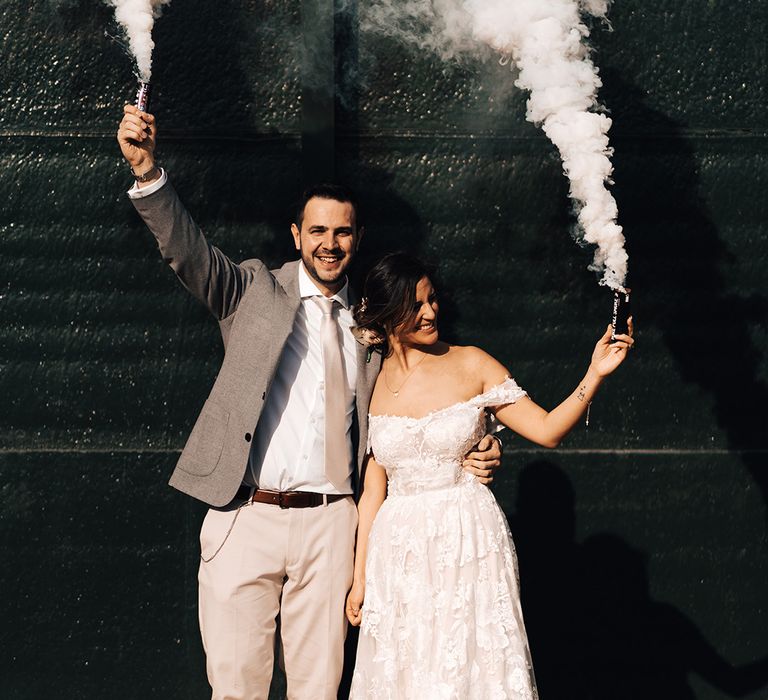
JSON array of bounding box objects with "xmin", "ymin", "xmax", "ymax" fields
[{"xmin": 349, "ymin": 378, "xmax": 539, "ymax": 700}]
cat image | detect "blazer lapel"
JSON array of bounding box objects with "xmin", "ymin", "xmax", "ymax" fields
[
  {"xmin": 273, "ymin": 260, "xmax": 301, "ymax": 306},
  {"xmin": 356, "ymin": 342, "xmax": 381, "ymax": 398},
  {"xmin": 347, "ymin": 287, "xmax": 380, "ymax": 417},
  {"xmin": 274, "ymin": 260, "xmax": 301, "ymax": 334},
  {"xmin": 354, "ymin": 339, "xmax": 382, "ymax": 474},
  {"xmin": 271, "ymin": 260, "xmax": 302, "ymax": 352}
]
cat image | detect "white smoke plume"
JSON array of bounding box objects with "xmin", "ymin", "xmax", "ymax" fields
[
  {"xmin": 361, "ymin": 0, "xmax": 628, "ymax": 290},
  {"xmin": 107, "ymin": 0, "xmax": 171, "ymax": 82}
]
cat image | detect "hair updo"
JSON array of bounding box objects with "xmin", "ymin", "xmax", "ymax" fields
[{"xmin": 353, "ymin": 253, "xmax": 436, "ymax": 356}]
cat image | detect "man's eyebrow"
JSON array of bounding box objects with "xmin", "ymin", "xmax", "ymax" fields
[{"xmin": 308, "ymin": 225, "xmax": 328, "ymax": 232}]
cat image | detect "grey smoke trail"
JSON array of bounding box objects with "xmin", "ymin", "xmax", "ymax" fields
[
  {"xmin": 107, "ymin": 0, "xmax": 171, "ymax": 82},
  {"xmin": 361, "ymin": 0, "xmax": 628, "ymax": 290}
]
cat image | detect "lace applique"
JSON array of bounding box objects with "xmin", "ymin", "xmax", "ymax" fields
[
  {"xmin": 367, "ymin": 377, "xmax": 527, "ymax": 492},
  {"xmin": 473, "ymin": 377, "xmax": 527, "ymax": 436},
  {"xmin": 468, "ymin": 376, "xmax": 527, "ymax": 410}
]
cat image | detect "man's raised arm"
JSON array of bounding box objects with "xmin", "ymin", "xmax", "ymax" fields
[{"xmin": 117, "ymin": 104, "xmax": 260, "ymax": 320}]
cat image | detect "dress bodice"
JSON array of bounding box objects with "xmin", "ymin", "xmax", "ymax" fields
[{"xmin": 368, "ymin": 378, "xmax": 526, "ymax": 496}]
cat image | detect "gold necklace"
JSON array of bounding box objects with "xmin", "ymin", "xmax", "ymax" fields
[{"xmin": 384, "ymin": 352, "xmax": 429, "ymax": 398}]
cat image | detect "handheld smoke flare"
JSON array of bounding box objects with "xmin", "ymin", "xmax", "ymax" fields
[
  {"xmin": 135, "ymin": 81, "xmax": 151, "ymax": 112},
  {"xmin": 610, "ymin": 289, "xmax": 631, "ymax": 342},
  {"xmin": 107, "ymin": 0, "xmax": 168, "ymax": 112}
]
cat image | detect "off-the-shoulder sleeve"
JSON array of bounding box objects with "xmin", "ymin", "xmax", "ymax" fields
[
  {"xmin": 470, "ymin": 377, "xmax": 527, "ymax": 409},
  {"xmin": 472, "ymin": 377, "xmax": 527, "ymax": 434}
]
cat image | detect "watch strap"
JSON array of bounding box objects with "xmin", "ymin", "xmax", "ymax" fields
[{"xmin": 130, "ymin": 164, "xmax": 159, "ymax": 182}]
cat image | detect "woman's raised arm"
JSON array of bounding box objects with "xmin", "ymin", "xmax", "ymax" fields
[{"xmin": 482, "ymin": 319, "xmax": 634, "ymax": 448}]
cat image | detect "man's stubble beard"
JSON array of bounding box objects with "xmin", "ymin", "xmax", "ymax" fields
[{"xmin": 301, "ymin": 246, "xmax": 354, "ymax": 288}]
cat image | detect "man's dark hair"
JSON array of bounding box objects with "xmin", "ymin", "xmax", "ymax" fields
[
  {"xmin": 294, "ymin": 184, "xmax": 362, "ymax": 230},
  {"xmin": 354, "ymin": 252, "xmax": 437, "ymax": 357}
]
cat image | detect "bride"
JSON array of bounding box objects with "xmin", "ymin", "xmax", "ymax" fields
[{"xmin": 346, "ymin": 253, "xmax": 634, "ymax": 699}]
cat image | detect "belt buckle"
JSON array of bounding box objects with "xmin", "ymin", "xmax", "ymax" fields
[{"xmin": 278, "ymin": 492, "xmax": 288, "ymax": 509}]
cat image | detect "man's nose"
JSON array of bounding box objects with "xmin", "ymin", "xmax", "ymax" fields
[{"xmin": 321, "ymin": 232, "xmax": 337, "ymax": 249}]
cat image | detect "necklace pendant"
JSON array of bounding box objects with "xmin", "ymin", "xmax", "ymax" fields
[{"xmin": 393, "ymin": 391, "xmax": 399, "ymax": 398}]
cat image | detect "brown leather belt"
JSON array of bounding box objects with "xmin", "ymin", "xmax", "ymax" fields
[{"xmin": 236, "ymin": 485, "xmax": 350, "ymax": 509}]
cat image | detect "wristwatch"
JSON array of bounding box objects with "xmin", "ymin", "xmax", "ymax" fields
[{"xmin": 131, "ymin": 164, "xmax": 159, "ymax": 183}]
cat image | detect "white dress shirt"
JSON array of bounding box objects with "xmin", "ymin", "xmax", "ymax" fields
[{"xmin": 247, "ymin": 263, "xmax": 358, "ymax": 494}]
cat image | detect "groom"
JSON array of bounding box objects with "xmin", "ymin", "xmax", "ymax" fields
[{"xmin": 117, "ymin": 104, "xmax": 503, "ymax": 699}]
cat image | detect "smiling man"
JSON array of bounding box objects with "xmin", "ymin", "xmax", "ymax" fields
[
  {"xmin": 116, "ymin": 104, "xmax": 503, "ymax": 699},
  {"xmin": 292, "ymin": 194, "xmax": 358, "ymax": 285}
]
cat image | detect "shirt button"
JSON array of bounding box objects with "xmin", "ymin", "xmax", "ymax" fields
[{"xmin": 244, "ymin": 433, "xmax": 252, "ymax": 442}]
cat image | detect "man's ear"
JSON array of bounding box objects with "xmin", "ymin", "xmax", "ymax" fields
[
  {"xmin": 290, "ymin": 223, "xmax": 301, "ymax": 251},
  {"xmin": 356, "ymin": 225, "xmax": 365, "ymax": 251}
]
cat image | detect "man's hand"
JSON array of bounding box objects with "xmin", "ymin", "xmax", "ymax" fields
[
  {"xmin": 117, "ymin": 104, "xmax": 157, "ymax": 179},
  {"xmin": 462, "ymin": 434, "xmax": 502, "ymax": 485}
]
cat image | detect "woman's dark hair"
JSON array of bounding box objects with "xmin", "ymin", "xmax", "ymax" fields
[{"xmin": 354, "ymin": 253, "xmax": 437, "ymax": 355}]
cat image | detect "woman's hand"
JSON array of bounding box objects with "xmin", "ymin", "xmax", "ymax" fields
[
  {"xmin": 346, "ymin": 580, "xmax": 365, "ymax": 626},
  {"xmin": 589, "ymin": 317, "xmax": 635, "ymax": 377}
]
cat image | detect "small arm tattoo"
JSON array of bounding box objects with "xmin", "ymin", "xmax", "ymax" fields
[{"xmin": 577, "ymin": 385, "xmax": 587, "ymax": 402}]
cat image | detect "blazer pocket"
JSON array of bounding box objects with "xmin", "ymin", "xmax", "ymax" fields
[{"xmin": 177, "ymin": 401, "xmax": 230, "ymax": 477}]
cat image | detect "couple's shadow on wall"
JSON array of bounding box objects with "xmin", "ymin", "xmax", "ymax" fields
[{"xmin": 509, "ymin": 461, "xmax": 768, "ymax": 700}]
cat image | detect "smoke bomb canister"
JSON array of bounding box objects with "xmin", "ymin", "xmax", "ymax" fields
[
  {"xmin": 610, "ymin": 289, "xmax": 631, "ymax": 341},
  {"xmin": 135, "ymin": 82, "xmax": 151, "ymax": 112}
]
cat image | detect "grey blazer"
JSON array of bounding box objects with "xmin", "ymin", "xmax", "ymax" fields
[{"xmin": 132, "ymin": 179, "xmax": 382, "ymax": 507}]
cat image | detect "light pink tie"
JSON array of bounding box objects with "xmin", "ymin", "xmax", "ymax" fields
[{"xmin": 313, "ymin": 296, "xmax": 348, "ymax": 491}]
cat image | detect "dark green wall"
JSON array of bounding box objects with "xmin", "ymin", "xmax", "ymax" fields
[{"xmin": 2, "ymin": 1, "xmax": 767, "ymax": 698}]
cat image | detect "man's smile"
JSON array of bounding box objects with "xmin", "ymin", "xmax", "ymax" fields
[{"xmin": 315, "ymin": 253, "xmax": 344, "ymax": 267}]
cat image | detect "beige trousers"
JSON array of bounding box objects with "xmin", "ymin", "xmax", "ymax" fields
[{"xmin": 198, "ymin": 497, "xmax": 358, "ymax": 700}]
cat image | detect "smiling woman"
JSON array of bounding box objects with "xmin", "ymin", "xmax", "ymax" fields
[{"xmin": 353, "ymin": 253, "xmax": 437, "ymax": 358}]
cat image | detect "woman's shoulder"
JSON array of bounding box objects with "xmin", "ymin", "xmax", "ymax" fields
[
  {"xmin": 444, "ymin": 344, "xmax": 511, "ymax": 388},
  {"xmin": 444, "ymin": 344, "xmax": 498, "ymax": 367}
]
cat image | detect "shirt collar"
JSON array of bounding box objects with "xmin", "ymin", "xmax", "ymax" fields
[{"xmin": 298, "ymin": 261, "xmax": 351, "ymax": 309}]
